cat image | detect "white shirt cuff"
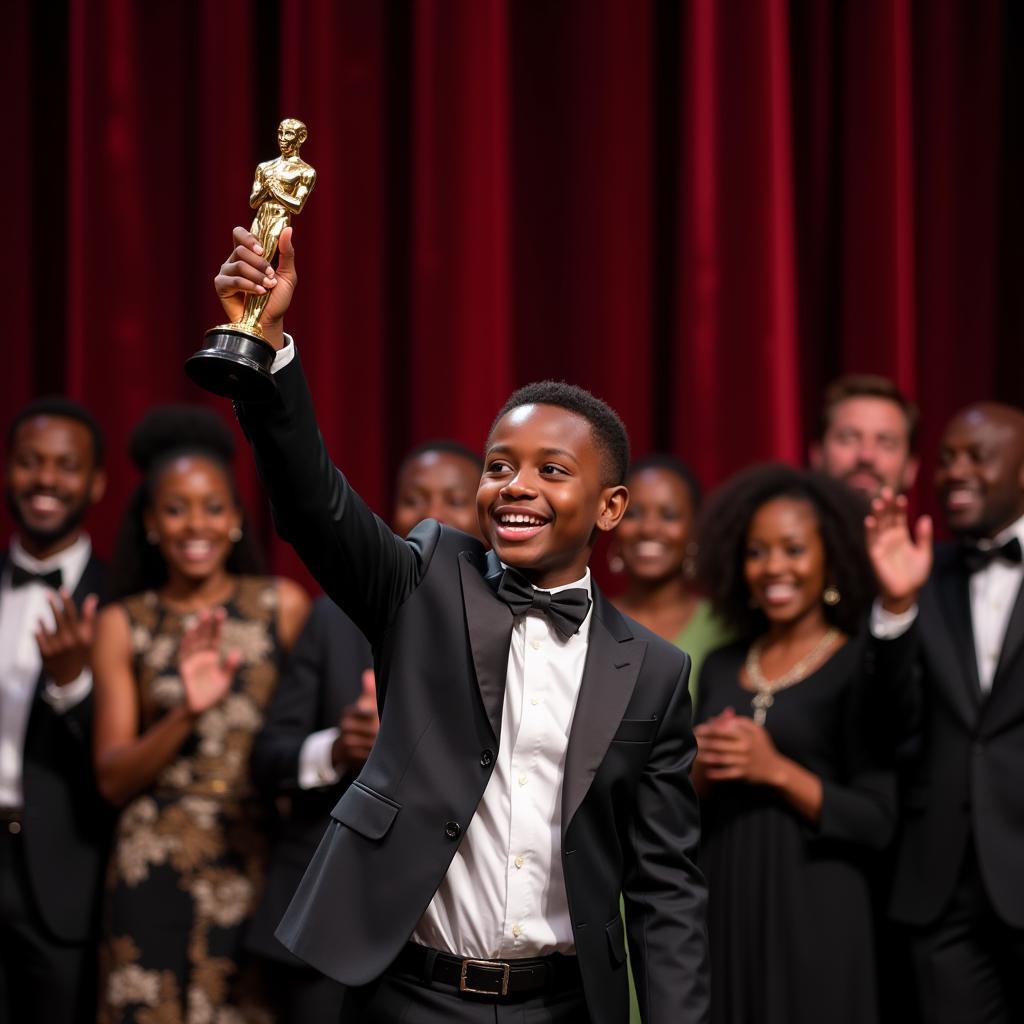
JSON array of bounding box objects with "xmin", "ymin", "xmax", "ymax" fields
[
  {"xmin": 42, "ymin": 669, "xmax": 93, "ymax": 713},
  {"xmin": 298, "ymin": 727, "xmax": 341, "ymax": 789},
  {"xmin": 270, "ymin": 334, "xmax": 295, "ymax": 373},
  {"xmin": 869, "ymin": 599, "xmax": 919, "ymax": 639}
]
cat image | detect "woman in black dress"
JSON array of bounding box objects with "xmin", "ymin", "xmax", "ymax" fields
[{"xmin": 693, "ymin": 465, "xmax": 895, "ymax": 1024}]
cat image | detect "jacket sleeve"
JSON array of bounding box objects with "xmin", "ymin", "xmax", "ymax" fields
[
  {"xmin": 622, "ymin": 656, "xmax": 710, "ymax": 1024},
  {"xmin": 234, "ymin": 350, "xmax": 429, "ymax": 643},
  {"xmin": 816, "ymin": 639, "xmax": 901, "ymax": 850}
]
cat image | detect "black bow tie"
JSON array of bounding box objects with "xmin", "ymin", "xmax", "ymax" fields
[
  {"xmin": 494, "ymin": 567, "xmax": 592, "ymax": 639},
  {"xmin": 10, "ymin": 564, "xmax": 63, "ymax": 590},
  {"xmin": 962, "ymin": 536, "xmax": 1023, "ymax": 575}
]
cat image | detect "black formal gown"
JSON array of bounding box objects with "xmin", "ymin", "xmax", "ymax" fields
[{"xmin": 695, "ymin": 636, "xmax": 896, "ymax": 1024}]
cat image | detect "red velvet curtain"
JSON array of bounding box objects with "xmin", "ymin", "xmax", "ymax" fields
[{"xmin": 7, "ymin": 0, "xmax": 1022, "ymax": 591}]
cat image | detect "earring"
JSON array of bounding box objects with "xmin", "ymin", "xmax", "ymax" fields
[
  {"xmin": 823, "ymin": 585, "xmax": 841, "ymax": 606},
  {"xmin": 608, "ymin": 550, "xmax": 624, "ymax": 574},
  {"xmin": 146, "ymin": 530, "xmax": 159, "ymax": 545},
  {"xmin": 229, "ymin": 527, "xmax": 243, "ymax": 543}
]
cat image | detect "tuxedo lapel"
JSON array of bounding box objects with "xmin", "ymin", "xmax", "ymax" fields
[
  {"xmin": 562, "ymin": 590, "xmax": 644, "ymax": 832},
  {"xmin": 936, "ymin": 557, "xmax": 982, "ymax": 707},
  {"xmin": 458, "ymin": 551, "xmax": 514, "ymax": 741},
  {"xmin": 983, "ymin": 579, "xmax": 1024, "ymax": 728}
]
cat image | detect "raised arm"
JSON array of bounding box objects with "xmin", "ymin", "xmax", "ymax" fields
[{"xmin": 213, "ymin": 226, "xmax": 426, "ymax": 640}]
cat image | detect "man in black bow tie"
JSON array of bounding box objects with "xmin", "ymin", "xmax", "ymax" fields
[
  {"xmin": 215, "ymin": 225, "xmax": 708, "ymax": 1023},
  {"xmin": 0, "ymin": 397, "xmax": 110, "ymax": 1024},
  {"xmin": 866, "ymin": 401, "xmax": 1024, "ymax": 1024}
]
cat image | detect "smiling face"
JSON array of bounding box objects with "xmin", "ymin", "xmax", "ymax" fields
[
  {"xmin": 935, "ymin": 404, "xmax": 1024, "ymax": 539},
  {"xmin": 478, "ymin": 403, "xmax": 628, "ymax": 588},
  {"xmin": 144, "ymin": 456, "xmax": 241, "ymax": 586},
  {"xmin": 744, "ymin": 497, "xmax": 828, "ymax": 628},
  {"xmin": 616, "ymin": 467, "xmax": 695, "ymax": 584},
  {"xmin": 810, "ymin": 396, "xmax": 918, "ymax": 500},
  {"xmin": 392, "ymin": 450, "xmax": 482, "ymax": 539},
  {"xmin": 5, "ymin": 415, "xmax": 106, "ymax": 555}
]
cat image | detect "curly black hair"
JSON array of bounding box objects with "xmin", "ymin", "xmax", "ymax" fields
[
  {"xmin": 489, "ymin": 381, "xmax": 630, "ymax": 486},
  {"xmin": 696, "ymin": 463, "xmax": 876, "ymax": 638},
  {"xmin": 109, "ymin": 406, "xmax": 264, "ymax": 600}
]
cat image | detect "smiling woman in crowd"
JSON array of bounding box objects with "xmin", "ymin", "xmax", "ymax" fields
[
  {"xmin": 692, "ymin": 464, "xmax": 896, "ymax": 1024},
  {"xmin": 91, "ymin": 407, "xmax": 309, "ymax": 1024}
]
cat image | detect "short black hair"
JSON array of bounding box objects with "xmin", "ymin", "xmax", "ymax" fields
[
  {"xmin": 489, "ymin": 380, "xmax": 630, "ymax": 486},
  {"xmin": 819, "ymin": 374, "xmax": 919, "ymax": 451},
  {"xmin": 628, "ymin": 454, "xmax": 703, "ymax": 509},
  {"xmin": 399, "ymin": 439, "xmax": 483, "ymax": 475},
  {"xmin": 696, "ymin": 463, "xmax": 876, "ymax": 638},
  {"xmin": 7, "ymin": 396, "xmax": 105, "ymax": 466}
]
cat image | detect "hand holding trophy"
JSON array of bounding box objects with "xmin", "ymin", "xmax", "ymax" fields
[{"xmin": 186, "ymin": 119, "xmax": 315, "ymax": 399}]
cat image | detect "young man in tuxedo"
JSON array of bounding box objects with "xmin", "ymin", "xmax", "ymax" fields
[
  {"xmin": 0, "ymin": 398, "xmax": 110, "ymax": 1024},
  {"xmin": 213, "ymin": 226, "xmax": 709, "ymax": 1023},
  {"xmin": 810, "ymin": 374, "xmax": 919, "ymax": 502},
  {"xmin": 249, "ymin": 440, "xmax": 484, "ymax": 1023},
  {"xmin": 867, "ymin": 401, "xmax": 1024, "ymax": 1024}
]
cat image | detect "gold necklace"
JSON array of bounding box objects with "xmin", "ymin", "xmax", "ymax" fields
[{"xmin": 745, "ymin": 627, "xmax": 840, "ymax": 725}]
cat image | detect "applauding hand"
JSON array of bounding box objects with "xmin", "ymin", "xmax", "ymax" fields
[
  {"xmin": 866, "ymin": 488, "xmax": 933, "ymax": 614},
  {"xmin": 178, "ymin": 610, "xmax": 241, "ymax": 716},
  {"xmin": 36, "ymin": 589, "xmax": 100, "ymax": 687},
  {"xmin": 695, "ymin": 708, "xmax": 786, "ymax": 786}
]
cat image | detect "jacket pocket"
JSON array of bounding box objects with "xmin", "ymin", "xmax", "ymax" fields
[
  {"xmin": 612, "ymin": 717, "xmax": 658, "ymax": 743},
  {"xmin": 330, "ymin": 781, "xmax": 400, "ymax": 840},
  {"xmin": 605, "ymin": 914, "xmax": 627, "ymax": 966}
]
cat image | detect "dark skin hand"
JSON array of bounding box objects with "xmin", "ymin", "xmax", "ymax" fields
[
  {"xmin": 36, "ymin": 588, "xmax": 100, "ymax": 687},
  {"xmin": 332, "ymin": 669, "xmax": 380, "ymax": 771}
]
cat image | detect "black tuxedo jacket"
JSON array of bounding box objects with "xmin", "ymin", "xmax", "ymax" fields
[
  {"xmin": 247, "ymin": 594, "xmax": 373, "ymax": 964},
  {"xmin": 873, "ymin": 542, "xmax": 1024, "ymax": 928},
  {"xmin": 0, "ymin": 550, "xmax": 112, "ymax": 943},
  {"xmin": 235, "ymin": 353, "xmax": 709, "ymax": 1024}
]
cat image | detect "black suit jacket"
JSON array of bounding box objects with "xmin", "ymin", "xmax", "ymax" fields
[
  {"xmin": 235, "ymin": 353, "xmax": 709, "ymax": 1024},
  {"xmin": 873, "ymin": 542, "xmax": 1024, "ymax": 928},
  {"xmin": 0, "ymin": 550, "xmax": 112, "ymax": 943},
  {"xmin": 247, "ymin": 595, "xmax": 373, "ymax": 964}
]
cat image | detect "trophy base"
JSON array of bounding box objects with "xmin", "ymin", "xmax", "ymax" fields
[{"xmin": 186, "ymin": 326, "xmax": 278, "ymax": 401}]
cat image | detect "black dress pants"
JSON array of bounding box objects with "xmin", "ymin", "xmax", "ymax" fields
[
  {"xmin": 909, "ymin": 848, "xmax": 1024, "ymax": 1024},
  {"xmin": 0, "ymin": 825, "xmax": 94, "ymax": 1024}
]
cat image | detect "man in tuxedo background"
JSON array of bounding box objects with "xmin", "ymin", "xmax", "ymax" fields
[
  {"xmin": 249, "ymin": 440, "xmax": 484, "ymax": 1023},
  {"xmin": 867, "ymin": 401, "xmax": 1024, "ymax": 1024},
  {"xmin": 213, "ymin": 224, "xmax": 709, "ymax": 1023},
  {"xmin": 0, "ymin": 398, "xmax": 110, "ymax": 1023},
  {"xmin": 811, "ymin": 374, "xmax": 919, "ymax": 502}
]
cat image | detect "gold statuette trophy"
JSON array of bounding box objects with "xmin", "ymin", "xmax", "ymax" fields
[{"xmin": 186, "ymin": 118, "xmax": 316, "ymax": 399}]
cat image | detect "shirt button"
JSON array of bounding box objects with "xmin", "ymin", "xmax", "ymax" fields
[
  {"xmin": 514, "ymin": 855, "xmax": 524, "ymax": 869},
  {"xmin": 530, "ymin": 696, "xmax": 541, "ymax": 706},
  {"xmin": 444, "ymin": 821, "xmax": 461, "ymax": 839},
  {"xmin": 512, "ymin": 924, "xmax": 523, "ymax": 938},
  {"xmin": 480, "ymin": 749, "xmax": 494, "ymax": 767},
  {"xmin": 530, "ymin": 639, "xmax": 542, "ymax": 650},
  {"xmin": 518, "ymin": 774, "xmax": 528, "ymax": 787}
]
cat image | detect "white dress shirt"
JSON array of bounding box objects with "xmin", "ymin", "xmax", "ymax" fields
[
  {"xmin": 0, "ymin": 535, "xmax": 94, "ymax": 807},
  {"xmin": 870, "ymin": 514, "xmax": 1024, "ymax": 692},
  {"xmin": 412, "ymin": 570, "xmax": 593, "ymax": 959},
  {"xmin": 271, "ymin": 339, "xmax": 592, "ymax": 956}
]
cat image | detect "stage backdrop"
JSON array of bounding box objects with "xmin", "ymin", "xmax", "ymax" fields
[{"xmin": 7, "ymin": 0, "xmax": 1023, "ymax": 591}]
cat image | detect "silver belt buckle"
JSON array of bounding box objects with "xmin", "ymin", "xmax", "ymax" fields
[{"xmin": 459, "ymin": 958, "xmax": 510, "ymax": 996}]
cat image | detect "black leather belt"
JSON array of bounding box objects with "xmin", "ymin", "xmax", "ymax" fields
[{"xmin": 391, "ymin": 942, "xmax": 581, "ymax": 998}]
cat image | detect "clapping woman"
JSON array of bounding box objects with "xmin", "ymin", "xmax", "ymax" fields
[
  {"xmin": 693, "ymin": 465, "xmax": 895, "ymax": 1024},
  {"xmin": 92, "ymin": 408, "xmax": 309, "ymax": 1023}
]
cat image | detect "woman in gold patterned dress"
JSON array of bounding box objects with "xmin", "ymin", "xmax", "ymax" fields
[{"xmin": 92, "ymin": 408, "xmax": 309, "ymax": 1023}]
